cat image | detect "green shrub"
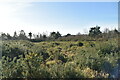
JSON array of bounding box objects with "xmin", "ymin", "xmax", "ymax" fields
[
  {"xmin": 1, "ymin": 40, "xmax": 119, "ymax": 78},
  {"xmin": 77, "ymin": 42, "xmax": 84, "ymax": 47}
]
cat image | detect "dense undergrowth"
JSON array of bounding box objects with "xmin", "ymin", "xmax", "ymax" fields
[{"xmin": 0, "ymin": 38, "xmax": 120, "ymax": 78}]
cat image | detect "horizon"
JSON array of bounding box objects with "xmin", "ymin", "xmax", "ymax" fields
[{"xmin": 0, "ymin": 2, "xmax": 118, "ymax": 36}]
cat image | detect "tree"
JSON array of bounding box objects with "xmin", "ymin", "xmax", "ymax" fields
[
  {"xmin": 56, "ymin": 31, "xmax": 61, "ymax": 38},
  {"xmin": 114, "ymin": 29, "xmax": 119, "ymax": 34},
  {"xmin": 76, "ymin": 32, "xmax": 81, "ymax": 35},
  {"xmin": 36, "ymin": 35, "xmax": 39, "ymax": 39},
  {"xmin": 28, "ymin": 32, "xmax": 32, "ymax": 39},
  {"xmin": 20, "ymin": 30, "xmax": 25, "ymax": 35},
  {"xmin": 108, "ymin": 29, "xmax": 119, "ymax": 38},
  {"xmin": 65, "ymin": 33, "xmax": 71, "ymax": 37},
  {"xmin": 103, "ymin": 28, "xmax": 109, "ymax": 34},
  {"xmin": 6, "ymin": 33, "xmax": 12, "ymax": 40},
  {"xmin": 50, "ymin": 31, "xmax": 61, "ymax": 39},
  {"xmin": 18, "ymin": 30, "xmax": 27, "ymax": 40},
  {"xmin": 89, "ymin": 25, "xmax": 102, "ymax": 37},
  {"xmin": 1, "ymin": 33, "xmax": 7, "ymax": 40},
  {"xmin": 42, "ymin": 32, "xmax": 48, "ymax": 39},
  {"xmin": 13, "ymin": 31, "xmax": 17, "ymax": 37},
  {"xmin": 50, "ymin": 32, "xmax": 56, "ymax": 38},
  {"xmin": 40, "ymin": 34, "xmax": 42, "ymax": 38},
  {"xmin": 102, "ymin": 28, "xmax": 109, "ymax": 39},
  {"xmin": 43, "ymin": 34, "xmax": 47, "ymax": 39},
  {"xmin": 13, "ymin": 31, "xmax": 18, "ymax": 40}
]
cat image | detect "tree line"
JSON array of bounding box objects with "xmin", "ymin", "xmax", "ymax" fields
[{"xmin": 0, "ymin": 25, "xmax": 119, "ymax": 42}]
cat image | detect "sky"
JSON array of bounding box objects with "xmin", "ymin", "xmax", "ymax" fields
[{"xmin": 0, "ymin": 2, "xmax": 118, "ymax": 36}]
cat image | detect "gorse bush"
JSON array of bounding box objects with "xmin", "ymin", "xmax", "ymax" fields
[
  {"xmin": 1, "ymin": 39, "xmax": 119, "ymax": 78},
  {"xmin": 96, "ymin": 39, "xmax": 119, "ymax": 56}
]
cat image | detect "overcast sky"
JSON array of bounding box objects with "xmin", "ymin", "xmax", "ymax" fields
[{"xmin": 0, "ymin": 2, "xmax": 118, "ymax": 36}]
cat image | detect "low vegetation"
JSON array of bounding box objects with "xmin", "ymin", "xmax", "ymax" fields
[
  {"xmin": 1, "ymin": 38, "xmax": 120, "ymax": 78},
  {"xmin": 0, "ymin": 26, "xmax": 120, "ymax": 78}
]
